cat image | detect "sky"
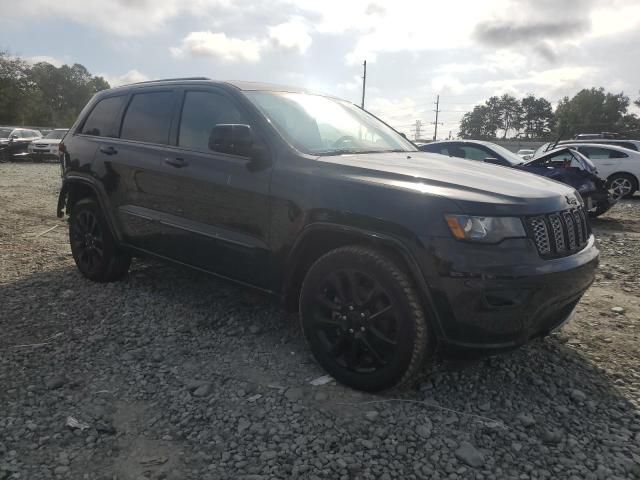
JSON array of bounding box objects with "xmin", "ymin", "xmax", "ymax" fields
[{"xmin": 2, "ymin": 0, "xmax": 640, "ymax": 138}]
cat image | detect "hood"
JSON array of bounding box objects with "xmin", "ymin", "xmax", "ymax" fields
[
  {"xmin": 317, "ymin": 151, "xmax": 578, "ymax": 214},
  {"xmin": 31, "ymin": 139, "xmax": 58, "ymax": 145}
]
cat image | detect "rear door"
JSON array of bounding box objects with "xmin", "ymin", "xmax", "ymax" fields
[
  {"xmin": 100, "ymin": 88, "xmax": 180, "ymax": 253},
  {"xmin": 576, "ymin": 146, "xmax": 623, "ymax": 178}
]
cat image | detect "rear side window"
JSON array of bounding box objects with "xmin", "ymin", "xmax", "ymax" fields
[
  {"xmin": 82, "ymin": 96, "xmax": 126, "ymax": 137},
  {"xmin": 579, "ymin": 146, "xmax": 627, "ymax": 159},
  {"xmin": 121, "ymin": 91, "xmax": 175, "ymax": 144},
  {"xmin": 608, "ymin": 149, "xmax": 629, "ymax": 158},
  {"xmin": 178, "ymin": 91, "xmax": 246, "ymax": 153}
]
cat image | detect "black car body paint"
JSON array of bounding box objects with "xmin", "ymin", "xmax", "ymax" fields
[{"xmin": 57, "ymin": 79, "xmax": 598, "ymax": 357}]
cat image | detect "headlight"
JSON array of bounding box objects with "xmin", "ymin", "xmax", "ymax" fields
[{"xmin": 445, "ymin": 214, "xmax": 526, "ymax": 243}]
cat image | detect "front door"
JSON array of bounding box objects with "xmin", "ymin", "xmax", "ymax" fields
[{"xmin": 155, "ymin": 88, "xmax": 273, "ymax": 288}]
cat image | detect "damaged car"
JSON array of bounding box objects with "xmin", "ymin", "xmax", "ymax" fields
[{"xmin": 418, "ymin": 140, "xmax": 615, "ymax": 217}]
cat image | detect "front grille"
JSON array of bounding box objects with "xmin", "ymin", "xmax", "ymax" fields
[
  {"xmin": 527, "ymin": 207, "xmax": 590, "ymax": 258},
  {"xmin": 35, "ymin": 143, "xmax": 48, "ymax": 147}
]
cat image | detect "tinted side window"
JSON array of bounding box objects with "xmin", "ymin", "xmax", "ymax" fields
[
  {"xmin": 178, "ymin": 91, "xmax": 246, "ymax": 153},
  {"xmin": 461, "ymin": 145, "xmax": 488, "ymax": 161},
  {"xmin": 579, "ymin": 146, "xmax": 617, "ymax": 159},
  {"xmin": 609, "ymin": 149, "xmax": 628, "ymax": 159},
  {"xmin": 121, "ymin": 91, "xmax": 175, "ymax": 144},
  {"xmin": 82, "ymin": 96, "xmax": 126, "ymax": 137}
]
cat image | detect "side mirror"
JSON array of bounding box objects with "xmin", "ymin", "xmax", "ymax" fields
[
  {"xmin": 209, "ymin": 124, "xmax": 253, "ymax": 157},
  {"xmin": 9, "ymin": 134, "xmax": 18, "ymax": 142}
]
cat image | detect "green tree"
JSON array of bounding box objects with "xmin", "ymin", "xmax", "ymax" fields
[
  {"xmin": 0, "ymin": 51, "xmax": 31, "ymax": 125},
  {"xmin": 497, "ymin": 93, "xmax": 523, "ymax": 138},
  {"xmin": 521, "ymin": 95, "xmax": 554, "ymax": 139},
  {"xmin": 0, "ymin": 52, "xmax": 110, "ymax": 127},
  {"xmin": 555, "ymin": 87, "xmax": 631, "ymax": 137}
]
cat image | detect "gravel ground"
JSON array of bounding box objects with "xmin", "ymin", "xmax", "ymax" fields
[{"xmin": 1, "ymin": 163, "xmax": 639, "ymax": 480}]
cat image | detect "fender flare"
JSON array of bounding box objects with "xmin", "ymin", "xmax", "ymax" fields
[
  {"xmin": 283, "ymin": 222, "xmax": 445, "ymax": 338},
  {"xmin": 57, "ymin": 175, "xmax": 123, "ymax": 243}
]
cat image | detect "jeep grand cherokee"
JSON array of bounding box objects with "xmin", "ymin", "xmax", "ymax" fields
[{"xmin": 56, "ymin": 78, "xmax": 599, "ymax": 392}]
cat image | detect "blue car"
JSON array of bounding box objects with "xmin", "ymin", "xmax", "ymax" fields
[{"xmin": 418, "ymin": 140, "xmax": 615, "ymax": 217}]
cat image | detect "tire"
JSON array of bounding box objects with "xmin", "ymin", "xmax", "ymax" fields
[
  {"xmin": 607, "ymin": 173, "xmax": 637, "ymax": 200},
  {"xmin": 69, "ymin": 198, "xmax": 131, "ymax": 282},
  {"xmin": 299, "ymin": 245, "xmax": 431, "ymax": 392}
]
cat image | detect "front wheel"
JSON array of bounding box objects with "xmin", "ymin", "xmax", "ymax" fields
[
  {"xmin": 299, "ymin": 245, "xmax": 431, "ymax": 392},
  {"xmin": 69, "ymin": 198, "xmax": 131, "ymax": 282}
]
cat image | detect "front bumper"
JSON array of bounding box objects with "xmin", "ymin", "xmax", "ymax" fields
[{"xmin": 417, "ymin": 234, "xmax": 598, "ymax": 351}]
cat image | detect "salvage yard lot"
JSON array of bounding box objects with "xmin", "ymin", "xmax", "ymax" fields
[{"xmin": 1, "ymin": 163, "xmax": 639, "ymax": 480}]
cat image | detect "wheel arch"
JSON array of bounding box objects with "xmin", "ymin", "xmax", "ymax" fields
[
  {"xmin": 57, "ymin": 176, "xmax": 123, "ymax": 242},
  {"xmin": 282, "ymin": 223, "xmax": 443, "ymax": 336},
  {"xmin": 606, "ymin": 171, "xmax": 639, "ymax": 189}
]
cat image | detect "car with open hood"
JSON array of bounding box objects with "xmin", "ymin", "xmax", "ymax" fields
[{"xmin": 418, "ymin": 140, "xmax": 615, "ymax": 217}]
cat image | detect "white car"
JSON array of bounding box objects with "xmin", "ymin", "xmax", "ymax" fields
[
  {"xmin": 547, "ymin": 143, "xmax": 640, "ymax": 199},
  {"xmin": 516, "ymin": 148, "xmax": 535, "ymax": 160},
  {"xmin": 28, "ymin": 128, "xmax": 67, "ymax": 160}
]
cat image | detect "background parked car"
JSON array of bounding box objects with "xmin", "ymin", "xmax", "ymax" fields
[
  {"xmin": 0, "ymin": 127, "xmax": 42, "ymax": 162},
  {"xmin": 534, "ymin": 139, "xmax": 640, "ymax": 158},
  {"xmin": 536, "ymin": 143, "xmax": 640, "ymax": 199},
  {"xmin": 517, "ymin": 148, "xmax": 535, "ymax": 160},
  {"xmin": 418, "ymin": 140, "xmax": 615, "ymax": 216},
  {"xmin": 28, "ymin": 128, "xmax": 68, "ymax": 162}
]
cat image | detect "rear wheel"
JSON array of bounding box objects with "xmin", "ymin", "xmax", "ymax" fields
[
  {"xmin": 69, "ymin": 198, "xmax": 131, "ymax": 282},
  {"xmin": 607, "ymin": 173, "xmax": 637, "ymax": 200},
  {"xmin": 299, "ymin": 245, "xmax": 431, "ymax": 392}
]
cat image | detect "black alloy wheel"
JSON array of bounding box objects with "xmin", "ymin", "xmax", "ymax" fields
[
  {"xmin": 300, "ymin": 245, "xmax": 431, "ymax": 392},
  {"xmin": 312, "ymin": 269, "xmax": 399, "ymax": 373},
  {"xmin": 69, "ymin": 198, "xmax": 131, "ymax": 282},
  {"xmin": 70, "ymin": 208, "xmax": 105, "ymax": 275}
]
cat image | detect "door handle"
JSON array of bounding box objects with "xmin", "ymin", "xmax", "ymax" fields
[
  {"xmin": 165, "ymin": 157, "xmax": 189, "ymax": 168},
  {"xmin": 99, "ymin": 146, "xmax": 117, "ymax": 155}
]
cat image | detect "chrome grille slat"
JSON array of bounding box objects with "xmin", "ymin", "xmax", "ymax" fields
[
  {"xmin": 562, "ymin": 211, "xmax": 577, "ymax": 250},
  {"xmin": 528, "ymin": 207, "xmax": 589, "ymax": 259},
  {"xmin": 548, "ymin": 213, "xmax": 565, "ymax": 252},
  {"xmin": 572, "ymin": 209, "xmax": 584, "ymax": 244},
  {"xmin": 529, "ymin": 216, "xmax": 551, "ymax": 255}
]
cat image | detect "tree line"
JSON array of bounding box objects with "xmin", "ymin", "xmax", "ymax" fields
[
  {"xmin": 459, "ymin": 89, "xmax": 640, "ymax": 140},
  {"xmin": 0, "ymin": 52, "xmax": 110, "ymax": 128}
]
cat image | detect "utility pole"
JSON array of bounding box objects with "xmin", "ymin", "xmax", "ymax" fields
[
  {"xmin": 432, "ymin": 94, "xmax": 442, "ymax": 141},
  {"xmin": 412, "ymin": 120, "xmax": 422, "ymax": 141},
  {"xmin": 361, "ymin": 60, "xmax": 367, "ymax": 109}
]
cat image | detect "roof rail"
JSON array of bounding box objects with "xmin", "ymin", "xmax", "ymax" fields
[{"xmin": 120, "ymin": 77, "xmax": 210, "ymax": 87}]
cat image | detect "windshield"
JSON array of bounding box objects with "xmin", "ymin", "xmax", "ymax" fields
[
  {"xmin": 245, "ymin": 91, "xmax": 417, "ymax": 155},
  {"xmin": 0, "ymin": 128, "xmax": 12, "ymax": 139},
  {"xmin": 488, "ymin": 143, "xmax": 525, "ymax": 165},
  {"xmin": 45, "ymin": 130, "xmax": 67, "ymax": 140}
]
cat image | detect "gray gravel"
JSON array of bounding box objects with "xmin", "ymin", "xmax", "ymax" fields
[{"xmin": 1, "ymin": 163, "xmax": 639, "ymax": 479}]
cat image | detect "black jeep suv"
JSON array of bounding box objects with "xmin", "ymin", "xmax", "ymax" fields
[{"xmin": 57, "ymin": 78, "xmax": 598, "ymax": 391}]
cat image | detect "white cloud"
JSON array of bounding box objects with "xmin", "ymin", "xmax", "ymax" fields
[
  {"xmin": 171, "ymin": 19, "xmax": 314, "ymax": 62},
  {"xmin": 0, "ymin": 0, "xmax": 193, "ymax": 36},
  {"xmin": 101, "ymin": 69, "xmax": 149, "ymax": 87},
  {"xmin": 268, "ymin": 19, "xmax": 312, "ymax": 53},
  {"xmin": 430, "ymin": 75, "xmax": 469, "ymax": 96},
  {"xmin": 25, "ymin": 55, "xmax": 65, "ymax": 67},
  {"xmin": 170, "ymin": 31, "xmax": 263, "ymax": 62}
]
